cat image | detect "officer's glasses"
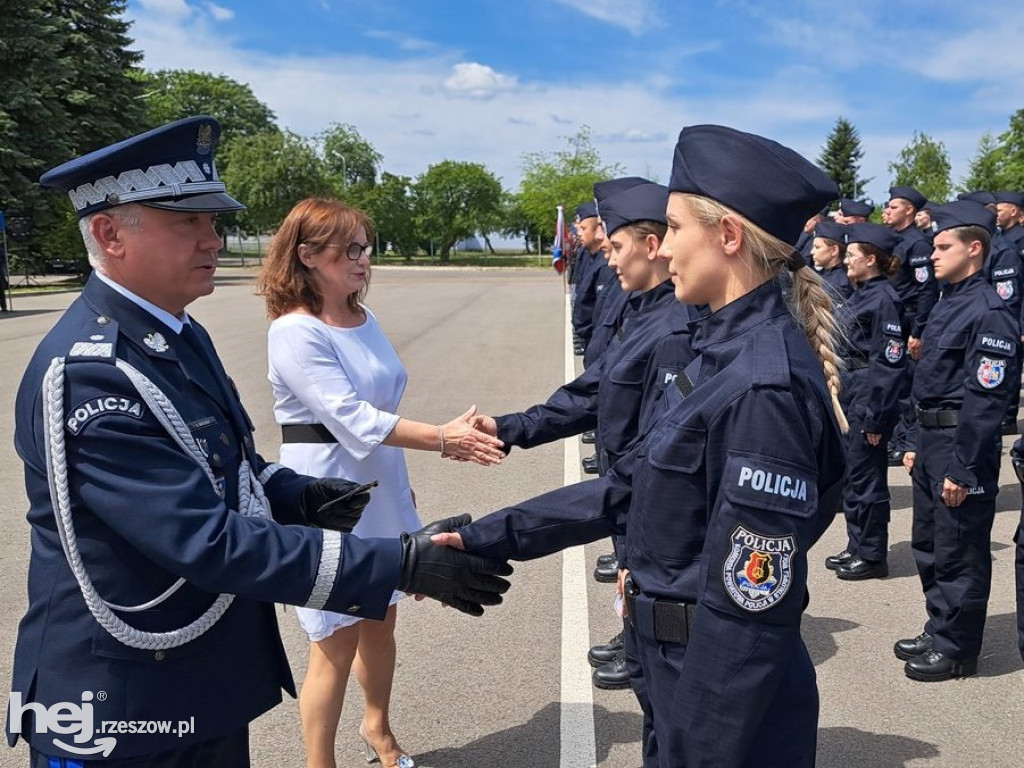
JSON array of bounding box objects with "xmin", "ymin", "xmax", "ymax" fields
[{"xmin": 324, "ymin": 241, "xmax": 374, "ymax": 261}]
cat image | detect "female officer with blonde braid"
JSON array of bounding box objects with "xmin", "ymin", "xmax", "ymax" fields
[{"xmin": 434, "ymin": 124, "xmax": 847, "ymax": 767}]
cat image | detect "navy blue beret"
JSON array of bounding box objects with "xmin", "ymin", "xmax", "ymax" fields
[
  {"xmin": 667, "ymin": 124, "xmax": 838, "ymax": 245},
  {"xmin": 957, "ymin": 190, "xmax": 996, "ymax": 206},
  {"xmin": 844, "ymin": 223, "xmax": 901, "ymax": 254},
  {"xmin": 993, "ymin": 190, "xmax": 1024, "ymax": 208},
  {"xmin": 813, "ymin": 219, "xmax": 847, "ymax": 243},
  {"xmin": 930, "ymin": 200, "xmax": 997, "ymax": 235},
  {"xmin": 599, "ymin": 182, "xmax": 669, "ymax": 238},
  {"xmin": 594, "ymin": 177, "xmax": 649, "ymax": 205},
  {"xmin": 839, "ymin": 198, "xmax": 874, "ymax": 218},
  {"xmin": 575, "ymin": 202, "xmax": 598, "ymax": 221},
  {"xmin": 40, "ymin": 116, "xmax": 243, "ymax": 218},
  {"xmin": 888, "ymin": 186, "xmax": 927, "ymax": 210}
]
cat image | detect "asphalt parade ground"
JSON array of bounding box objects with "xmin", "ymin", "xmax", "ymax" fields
[{"xmin": 1, "ymin": 267, "xmax": 1022, "ymax": 767}]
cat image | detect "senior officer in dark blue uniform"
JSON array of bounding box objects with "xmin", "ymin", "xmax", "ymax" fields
[
  {"xmin": 993, "ymin": 191, "xmax": 1024, "ymax": 258},
  {"xmin": 7, "ymin": 117, "xmax": 511, "ymax": 768},
  {"xmin": 895, "ymin": 200, "xmax": 1021, "ymax": 681},
  {"xmin": 826, "ymin": 224, "xmax": 909, "ymax": 581},
  {"xmin": 434, "ymin": 125, "xmax": 847, "ymax": 768}
]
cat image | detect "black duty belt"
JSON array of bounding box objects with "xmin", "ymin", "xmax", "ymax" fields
[
  {"xmin": 281, "ymin": 423, "xmax": 338, "ymax": 443},
  {"xmin": 624, "ymin": 576, "xmax": 695, "ymax": 644},
  {"xmin": 916, "ymin": 408, "xmax": 960, "ymax": 428}
]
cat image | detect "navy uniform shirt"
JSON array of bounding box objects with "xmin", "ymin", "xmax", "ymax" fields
[
  {"xmin": 570, "ymin": 248, "xmax": 600, "ymax": 344},
  {"xmin": 891, "ymin": 225, "xmax": 939, "ymax": 338},
  {"xmin": 795, "ymin": 230, "xmax": 815, "ymax": 268},
  {"xmin": 495, "ymin": 281, "xmax": 695, "ymax": 472},
  {"xmin": 993, "ymin": 224, "xmax": 1024, "ymax": 260},
  {"xmin": 842, "ymin": 276, "xmax": 909, "ymax": 432},
  {"xmin": 459, "ymin": 281, "xmax": 845, "ymax": 765},
  {"xmin": 819, "ymin": 265, "xmax": 854, "ymax": 306},
  {"xmin": 583, "ymin": 275, "xmax": 631, "ymax": 369},
  {"xmin": 911, "ymin": 271, "xmax": 1021, "ymax": 492},
  {"xmin": 9, "ymin": 275, "xmax": 402, "ymax": 759}
]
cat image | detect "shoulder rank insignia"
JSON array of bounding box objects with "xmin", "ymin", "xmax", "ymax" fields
[
  {"xmin": 724, "ymin": 525, "xmax": 796, "ymax": 612},
  {"xmin": 143, "ymin": 332, "xmax": 169, "ymax": 353}
]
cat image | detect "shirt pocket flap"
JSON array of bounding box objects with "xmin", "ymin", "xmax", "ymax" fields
[
  {"xmin": 937, "ymin": 329, "xmax": 970, "ymax": 351},
  {"xmin": 647, "ymin": 426, "xmax": 706, "ymax": 473},
  {"xmin": 608, "ymin": 356, "xmax": 648, "ymax": 386}
]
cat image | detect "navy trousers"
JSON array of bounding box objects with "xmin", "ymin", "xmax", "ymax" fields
[
  {"xmin": 911, "ymin": 426, "xmax": 997, "ymax": 660},
  {"xmin": 842, "ymin": 409, "xmax": 893, "ymax": 562}
]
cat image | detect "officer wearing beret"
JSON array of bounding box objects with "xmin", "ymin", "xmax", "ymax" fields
[
  {"xmin": 570, "ymin": 202, "xmax": 602, "ymax": 355},
  {"xmin": 7, "ymin": 116, "xmax": 512, "ymax": 767},
  {"xmin": 825, "ymin": 224, "xmax": 909, "ymax": 581},
  {"xmin": 472, "ymin": 181, "xmax": 697, "ymax": 690},
  {"xmin": 883, "ymin": 186, "xmax": 938, "ymax": 465},
  {"xmin": 896, "ymin": 200, "xmax": 1021, "ymax": 681},
  {"xmin": 958, "ymin": 190, "xmax": 997, "ymax": 207},
  {"xmin": 811, "ymin": 218, "xmax": 853, "ymax": 303},
  {"xmin": 835, "ymin": 198, "xmax": 874, "ymax": 224},
  {"xmin": 993, "ymin": 191, "xmax": 1024, "ymax": 259},
  {"xmin": 794, "ymin": 206, "xmax": 829, "ymax": 267},
  {"xmin": 435, "ymin": 124, "xmax": 847, "ymax": 767}
]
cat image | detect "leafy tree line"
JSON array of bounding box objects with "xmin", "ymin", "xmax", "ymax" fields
[
  {"xmin": 3, "ymin": 3, "xmax": 1024, "ymax": 271},
  {"xmin": 818, "ymin": 115, "xmax": 1024, "ymax": 206}
]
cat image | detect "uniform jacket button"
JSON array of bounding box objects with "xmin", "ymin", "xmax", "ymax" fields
[{"xmin": 154, "ymin": 650, "xmax": 166, "ymax": 661}]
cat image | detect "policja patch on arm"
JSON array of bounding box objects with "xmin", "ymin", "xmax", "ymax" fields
[
  {"xmin": 66, "ymin": 396, "xmax": 145, "ymax": 435},
  {"xmin": 719, "ymin": 453, "xmax": 817, "ymax": 612}
]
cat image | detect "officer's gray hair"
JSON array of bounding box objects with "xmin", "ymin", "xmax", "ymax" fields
[
  {"xmin": 78, "ymin": 204, "xmax": 144, "ymax": 271},
  {"xmin": 679, "ymin": 194, "xmax": 850, "ymax": 434}
]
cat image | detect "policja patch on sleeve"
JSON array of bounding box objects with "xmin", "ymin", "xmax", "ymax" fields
[
  {"xmin": 723, "ymin": 525, "xmax": 796, "ymax": 612},
  {"xmin": 66, "ymin": 396, "xmax": 145, "ymax": 435}
]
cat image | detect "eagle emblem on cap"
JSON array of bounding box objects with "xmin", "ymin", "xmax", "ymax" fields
[{"xmin": 196, "ymin": 123, "xmax": 213, "ymax": 156}]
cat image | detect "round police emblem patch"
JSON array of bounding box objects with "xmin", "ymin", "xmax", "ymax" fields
[
  {"xmin": 885, "ymin": 338, "xmax": 904, "ymax": 363},
  {"xmin": 997, "ymin": 280, "xmax": 1015, "ymax": 301},
  {"xmin": 914, "ymin": 266, "xmax": 929, "ymax": 284},
  {"xmin": 977, "ymin": 356, "xmax": 1006, "ymax": 389},
  {"xmin": 723, "ymin": 525, "xmax": 796, "ymax": 612}
]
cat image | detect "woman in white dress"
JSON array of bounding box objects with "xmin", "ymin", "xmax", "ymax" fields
[{"xmin": 257, "ymin": 198, "xmax": 504, "ymax": 768}]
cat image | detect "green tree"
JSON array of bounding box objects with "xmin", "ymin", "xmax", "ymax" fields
[
  {"xmin": 137, "ymin": 69, "xmax": 277, "ymax": 161},
  {"xmin": 500, "ymin": 194, "xmax": 540, "ymax": 253},
  {"xmin": 960, "ymin": 132, "xmax": 1005, "ymax": 193},
  {"xmin": 413, "ymin": 160, "xmax": 504, "ymax": 262},
  {"xmin": 518, "ymin": 126, "xmax": 619, "ymax": 250},
  {"xmin": 888, "ymin": 132, "xmax": 952, "ymax": 204},
  {"xmin": 221, "ymin": 130, "xmax": 333, "ymax": 232},
  {"xmin": 817, "ymin": 117, "xmax": 867, "ymax": 199},
  {"xmin": 317, "ymin": 123, "xmax": 383, "ymax": 196},
  {"xmin": 362, "ymin": 172, "xmax": 419, "ymax": 259},
  {"xmin": 998, "ymin": 109, "xmax": 1024, "ymax": 192}
]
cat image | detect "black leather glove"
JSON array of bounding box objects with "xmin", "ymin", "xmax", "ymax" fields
[
  {"xmin": 299, "ymin": 478, "xmax": 377, "ymax": 532},
  {"xmin": 397, "ymin": 514, "xmax": 513, "ymax": 616}
]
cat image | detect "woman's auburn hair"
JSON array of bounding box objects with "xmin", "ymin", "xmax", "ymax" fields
[{"xmin": 256, "ymin": 198, "xmax": 375, "ymax": 319}]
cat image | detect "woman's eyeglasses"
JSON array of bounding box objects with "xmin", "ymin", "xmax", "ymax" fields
[{"xmin": 322, "ymin": 241, "xmax": 374, "ymax": 261}]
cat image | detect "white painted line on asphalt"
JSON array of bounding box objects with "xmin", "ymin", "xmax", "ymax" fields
[{"xmin": 560, "ymin": 293, "xmax": 598, "ymax": 768}]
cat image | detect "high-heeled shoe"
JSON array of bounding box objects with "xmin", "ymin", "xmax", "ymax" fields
[{"xmin": 359, "ymin": 726, "xmax": 416, "ymax": 768}]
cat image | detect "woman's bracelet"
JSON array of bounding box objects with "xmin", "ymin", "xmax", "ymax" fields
[{"xmin": 439, "ymin": 425, "xmax": 445, "ymax": 457}]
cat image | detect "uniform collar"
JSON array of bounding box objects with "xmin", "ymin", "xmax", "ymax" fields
[
  {"xmin": 943, "ymin": 269, "xmax": 985, "ymax": 295},
  {"xmin": 94, "ymin": 271, "xmax": 191, "ymax": 333},
  {"xmin": 857, "ymin": 275, "xmax": 888, "ymax": 290},
  {"xmin": 628, "ymin": 279, "xmax": 675, "ymax": 313},
  {"xmin": 689, "ymin": 279, "xmax": 789, "ymax": 351}
]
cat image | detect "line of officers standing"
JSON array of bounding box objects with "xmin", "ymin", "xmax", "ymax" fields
[{"xmin": 563, "ymin": 185, "xmax": 1024, "ymax": 684}]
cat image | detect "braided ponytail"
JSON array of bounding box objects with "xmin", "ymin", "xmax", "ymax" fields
[{"xmin": 680, "ymin": 194, "xmax": 849, "ymax": 433}]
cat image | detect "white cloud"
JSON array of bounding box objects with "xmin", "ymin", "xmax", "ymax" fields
[
  {"xmin": 206, "ymin": 2, "xmax": 234, "ymax": 21},
  {"xmin": 441, "ymin": 62, "xmax": 518, "ymax": 99},
  {"xmin": 554, "ymin": 0, "xmax": 659, "ymax": 35},
  {"xmin": 138, "ymin": 0, "xmax": 192, "ymax": 20}
]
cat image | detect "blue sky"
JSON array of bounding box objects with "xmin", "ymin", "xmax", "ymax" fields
[{"xmin": 127, "ymin": 0, "xmax": 1023, "ymax": 206}]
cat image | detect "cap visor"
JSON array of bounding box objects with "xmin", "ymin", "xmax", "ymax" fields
[{"xmin": 142, "ymin": 191, "xmax": 245, "ymax": 213}]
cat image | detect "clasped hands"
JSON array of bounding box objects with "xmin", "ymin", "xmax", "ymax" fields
[{"xmin": 440, "ymin": 405, "xmax": 504, "ymax": 465}]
